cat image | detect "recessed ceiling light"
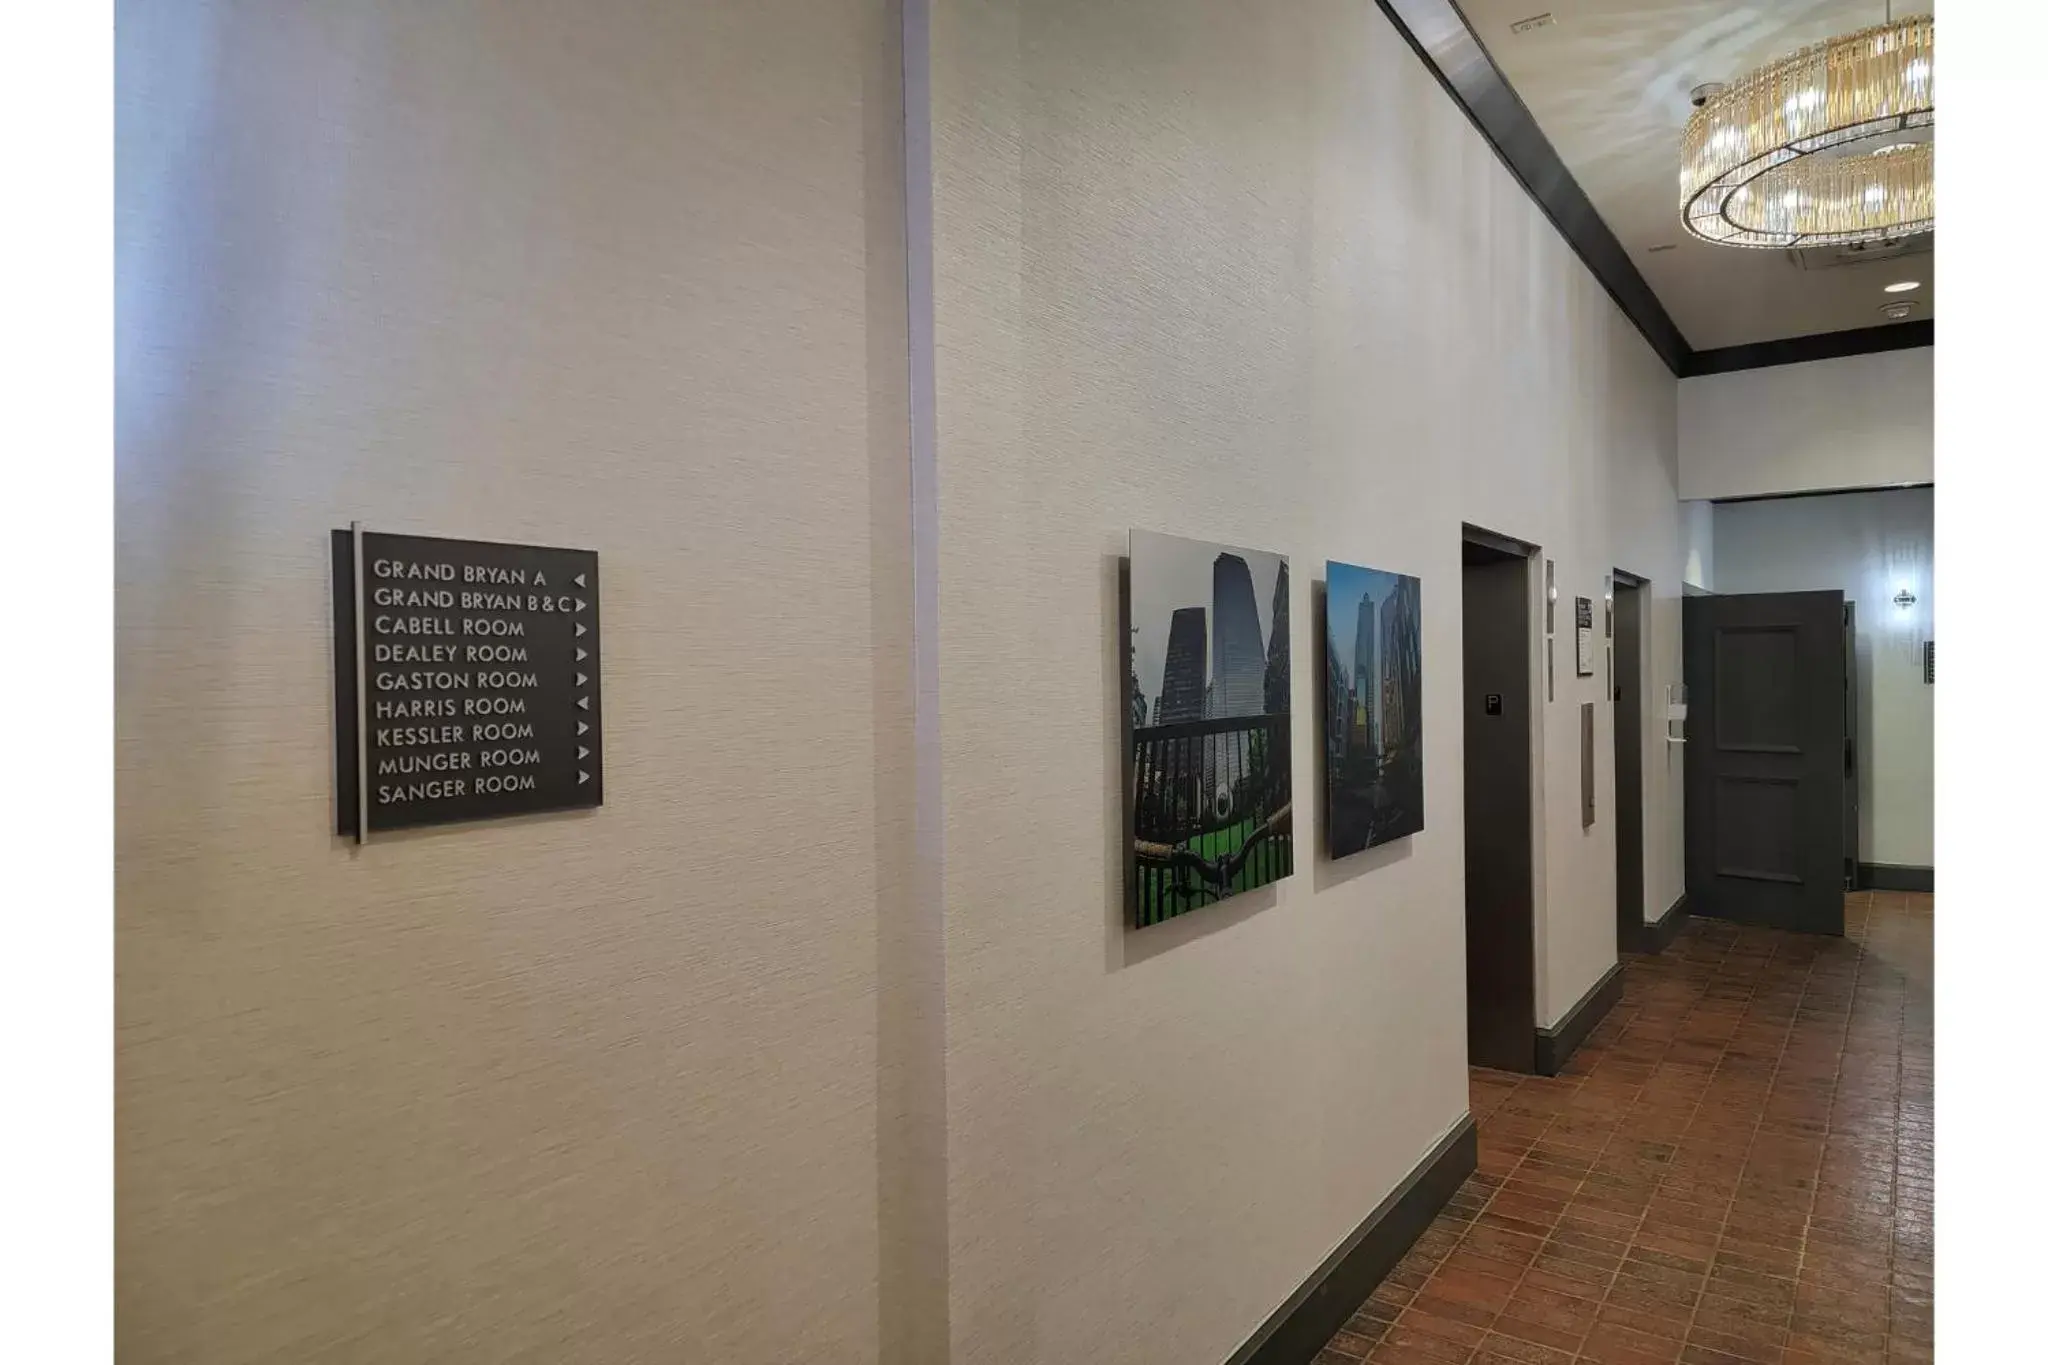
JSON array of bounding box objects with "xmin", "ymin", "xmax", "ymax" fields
[
  {"xmin": 1883, "ymin": 280, "xmax": 1922, "ymax": 293},
  {"xmin": 1881, "ymin": 300, "xmax": 1916, "ymax": 319}
]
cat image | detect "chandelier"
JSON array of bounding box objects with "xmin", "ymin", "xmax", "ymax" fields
[{"xmin": 1680, "ymin": 13, "xmax": 1933, "ymax": 248}]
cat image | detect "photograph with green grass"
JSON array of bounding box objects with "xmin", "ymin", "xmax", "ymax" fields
[{"xmin": 1126, "ymin": 530, "xmax": 1293, "ymax": 927}]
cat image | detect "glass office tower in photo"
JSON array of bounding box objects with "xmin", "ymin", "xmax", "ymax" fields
[{"xmin": 1126, "ymin": 530, "xmax": 1293, "ymax": 926}]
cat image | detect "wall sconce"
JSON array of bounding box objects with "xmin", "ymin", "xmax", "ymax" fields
[{"xmin": 1893, "ymin": 586, "xmax": 1917, "ymax": 609}]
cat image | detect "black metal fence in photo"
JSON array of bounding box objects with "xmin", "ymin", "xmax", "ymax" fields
[{"xmin": 1130, "ymin": 714, "xmax": 1293, "ymax": 926}]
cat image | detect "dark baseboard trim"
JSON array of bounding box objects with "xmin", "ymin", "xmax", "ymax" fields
[
  {"xmin": 1227, "ymin": 1115, "xmax": 1478, "ymax": 1365},
  {"xmin": 1638, "ymin": 893, "xmax": 1691, "ymax": 956},
  {"xmin": 1859, "ymin": 862, "xmax": 1934, "ymax": 892},
  {"xmin": 1534, "ymin": 963, "xmax": 1623, "ymax": 1077}
]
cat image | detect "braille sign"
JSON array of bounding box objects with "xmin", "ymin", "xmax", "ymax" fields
[{"xmin": 332, "ymin": 528, "xmax": 602, "ymax": 838}]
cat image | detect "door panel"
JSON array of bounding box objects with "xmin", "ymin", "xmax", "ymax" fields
[
  {"xmin": 1714, "ymin": 627, "xmax": 1800, "ymax": 750},
  {"xmin": 1684, "ymin": 591, "xmax": 1847, "ymax": 935},
  {"xmin": 1713, "ymin": 775, "xmax": 1801, "ymax": 881},
  {"xmin": 1613, "ymin": 580, "xmax": 1644, "ymax": 951},
  {"xmin": 1463, "ymin": 550, "xmax": 1534, "ymax": 1072},
  {"xmin": 1844, "ymin": 603, "xmax": 1860, "ymax": 886}
]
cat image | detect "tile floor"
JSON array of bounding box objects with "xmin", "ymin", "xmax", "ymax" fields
[{"xmin": 1316, "ymin": 890, "xmax": 1932, "ymax": 1365}]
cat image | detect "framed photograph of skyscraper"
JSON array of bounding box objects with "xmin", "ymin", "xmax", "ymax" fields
[
  {"xmin": 1323, "ymin": 561, "xmax": 1423, "ymax": 860},
  {"xmin": 1126, "ymin": 530, "xmax": 1293, "ymax": 927}
]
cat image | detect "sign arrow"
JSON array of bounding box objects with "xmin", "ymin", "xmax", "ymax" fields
[
  {"xmin": 578, "ymin": 770, "xmax": 590, "ymax": 785},
  {"xmin": 578, "ymin": 745, "xmax": 590, "ymax": 760},
  {"xmin": 577, "ymin": 696, "xmax": 590, "ymax": 711},
  {"xmin": 576, "ymin": 672, "xmax": 588, "ymax": 687},
  {"xmin": 573, "ymin": 573, "xmax": 586, "ymax": 589},
  {"xmin": 575, "ymin": 646, "xmax": 588, "ymax": 661},
  {"xmin": 575, "ymin": 622, "xmax": 587, "ymax": 638},
  {"xmin": 574, "ymin": 598, "xmax": 587, "ymax": 612},
  {"xmin": 577, "ymin": 720, "xmax": 589, "ymax": 735}
]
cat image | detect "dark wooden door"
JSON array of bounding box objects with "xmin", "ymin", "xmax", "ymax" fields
[
  {"xmin": 1683, "ymin": 591, "xmax": 1847, "ymax": 935},
  {"xmin": 1612, "ymin": 579, "xmax": 1645, "ymax": 952},
  {"xmin": 1463, "ymin": 546, "xmax": 1534, "ymax": 1071},
  {"xmin": 1843, "ymin": 602, "xmax": 1861, "ymax": 887}
]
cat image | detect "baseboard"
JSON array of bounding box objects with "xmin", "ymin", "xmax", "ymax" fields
[
  {"xmin": 1226, "ymin": 1115, "xmax": 1478, "ymax": 1365},
  {"xmin": 1534, "ymin": 962, "xmax": 1623, "ymax": 1077},
  {"xmin": 1858, "ymin": 862, "xmax": 1933, "ymax": 892},
  {"xmin": 1637, "ymin": 892, "xmax": 1690, "ymax": 955}
]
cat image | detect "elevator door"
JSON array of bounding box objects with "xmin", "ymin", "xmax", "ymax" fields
[{"xmin": 1463, "ymin": 537, "xmax": 1534, "ymax": 1071}]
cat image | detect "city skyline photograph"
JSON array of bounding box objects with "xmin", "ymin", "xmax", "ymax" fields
[
  {"xmin": 1324, "ymin": 560, "xmax": 1423, "ymax": 860},
  {"xmin": 1126, "ymin": 530, "xmax": 1293, "ymax": 927}
]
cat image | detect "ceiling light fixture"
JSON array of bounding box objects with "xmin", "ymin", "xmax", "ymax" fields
[
  {"xmin": 1680, "ymin": 11, "xmax": 1933, "ymax": 248},
  {"xmin": 1883, "ymin": 279, "xmax": 1921, "ymax": 292}
]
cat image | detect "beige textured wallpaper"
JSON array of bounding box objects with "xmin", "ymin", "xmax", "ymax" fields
[
  {"xmin": 118, "ymin": 0, "xmax": 1694, "ymax": 1360},
  {"xmin": 116, "ymin": 1, "xmax": 909, "ymax": 1360},
  {"xmin": 926, "ymin": 1, "xmax": 1685, "ymax": 1360}
]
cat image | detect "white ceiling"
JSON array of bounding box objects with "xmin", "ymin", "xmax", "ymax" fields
[{"xmin": 1460, "ymin": 0, "xmax": 1934, "ymax": 351}]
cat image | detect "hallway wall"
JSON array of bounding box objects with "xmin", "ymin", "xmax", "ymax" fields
[
  {"xmin": 1710, "ymin": 488, "xmax": 1935, "ymax": 870},
  {"xmin": 926, "ymin": 1, "xmax": 1687, "ymax": 1359},
  {"xmin": 117, "ymin": 1, "xmax": 1698, "ymax": 1361},
  {"xmin": 116, "ymin": 2, "xmax": 910, "ymax": 1360},
  {"xmin": 1678, "ymin": 348, "xmax": 1933, "ymax": 500}
]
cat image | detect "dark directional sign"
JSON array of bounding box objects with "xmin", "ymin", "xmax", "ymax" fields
[{"xmin": 332, "ymin": 528, "xmax": 602, "ymax": 838}]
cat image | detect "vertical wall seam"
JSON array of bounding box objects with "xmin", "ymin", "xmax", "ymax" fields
[{"xmin": 876, "ymin": 0, "xmax": 951, "ymax": 1358}]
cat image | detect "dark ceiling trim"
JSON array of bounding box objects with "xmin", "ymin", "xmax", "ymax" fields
[
  {"xmin": 1372, "ymin": 0, "xmax": 1933, "ymax": 380},
  {"xmin": 1709, "ymin": 481, "xmax": 1931, "ymax": 506},
  {"xmin": 1374, "ymin": 0, "xmax": 1689, "ymax": 376},
  {"xmin": 1684, "ymin": 320, "xmax": 1935, "ymax": 377}
]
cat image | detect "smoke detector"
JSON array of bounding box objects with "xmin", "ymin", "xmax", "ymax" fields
[
  {"xmin": 1510, "ymin": 12, "xmax": 1555, "ymax": 35},
  {"xmin": 1880, "ymin": 300, "xmax": 1917, "ymax": 319}
]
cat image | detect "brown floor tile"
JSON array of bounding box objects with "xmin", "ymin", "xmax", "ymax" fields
[
  {"xmin": 1420, "ymin": 1267, "xmax": 1520, "ymax": 1316},
  {"xmin": 1685, "ymin": 1320, "xmax": 1788, "ymax": 1362},
  {"xmin": 1469, "ymin": 1333, "xmax": 1578, "ymax": 1365},
  {"xmin": 1368, "ymin": 1325, "xmax": 1474, "ymax": 1363},
  {"xmin": 1305, "ymin": 894, "xmax": 1930, "ymax": 1365},
  {"xmin": 1580, "ymin": 1319, "xmax": 1686, "ymax": 1364},
  {"xmin": 1322, "ymin": 1327, "xmax": 1381, "ymax": 1358}
]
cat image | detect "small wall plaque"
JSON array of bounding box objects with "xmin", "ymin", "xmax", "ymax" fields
[
  {"xmin": 1574, "ymin": 596, "xmax": 1594, "ymax": 677},
  {"xmin": 1580, "ymin": 701, "xmax": 1595, "ymax": 826},
  {"xmin": 332, "ymin": 527, "xmax": 603, "ymax": 839}
]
